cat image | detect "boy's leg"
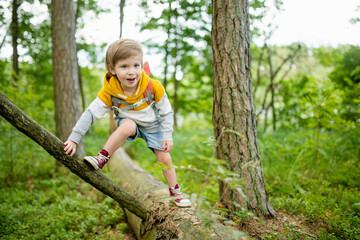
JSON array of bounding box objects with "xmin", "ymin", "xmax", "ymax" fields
[
  {"xmin": 103, "ymin": 118, "xmax": 137, "ymax": 156},
  {"xmin": 154, "ymin": 149, "xmax": 191, "ymax": 207},
  {"xmin": 153, "ymin": 149, "xmax": 177, "ymax": 187},
  {"xmin": 85, "ymin": 119, "xmax": 137, "ymax": 169}
]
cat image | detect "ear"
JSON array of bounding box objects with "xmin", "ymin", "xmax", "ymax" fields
[{"xmin": 108, "ymin": 65, "xmax": 116, "ymax": 75}]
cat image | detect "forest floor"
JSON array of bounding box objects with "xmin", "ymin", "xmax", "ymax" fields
[
  {"xmin": 1, "ymin": 119, "xmax": 359, "ymax": 239},
  {"xmin": 116, "ymin": 203, "xmax": 326, "ymax": 239},
  {"xmin": 236, "ymin": 211, "xmax": 324, "ymax": 239}
]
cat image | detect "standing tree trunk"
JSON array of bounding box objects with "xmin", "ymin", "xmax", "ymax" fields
[
  {"xmin": 51, "ymin": 0, "xmax": 85, "ymax": 156},
  {"xmin": 171, "ymin": 5, "xmax": 179, "ymax": 128},
  {"xmin": 11, "ymin": 0, "xmax": 20, "ymax": 82},
  {"xmin": 74, "ymin": 1, "xmax": 86, "ymax": 112},
  {"xmin": 163, "ymin": 38, "xmax": 170, "ymax": 90},
  {"xmin": 119, "ymin": 0, "xmax": 125, "ymax": 38},
  {"xmin": 211, "ymin": 0, "xmax": 276, "ymax": 218},
  {"xmin": 163, "ymin": 0, "xmax": 173, "ymax": 91}
]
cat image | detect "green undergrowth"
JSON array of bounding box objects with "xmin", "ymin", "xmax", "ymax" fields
[
  {"xmin": 0, "ymin": 115, "xmax": 128, "ymax": 239},
  {"xmin": 0, "ymin": 172, "xmax": 129, "ymax": 239},
  {"xmin": 124, "ymin": 118, "xmax": 360, "ymax": 239},
  {"xmin": 260, "ymin": 128, "xmax": 360, "ymax": 239},
  {"xmin": 1, "ymin": 108, "xmax": 359, "ymax": 239}
]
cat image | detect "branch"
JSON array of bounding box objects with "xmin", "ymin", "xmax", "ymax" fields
[{"xmin": 0, "ymin": 91, "xmax": 148, "ymax": 220}]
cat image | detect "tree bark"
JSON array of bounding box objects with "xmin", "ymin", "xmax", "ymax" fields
[
  {"xmin": 11, "ymin": 0, "xmax": 20, "ymax": 82},
  {"xmin": 108, "ymin": 148, "xmax": 239, "ymax": 239},
  {"xmin": 211, "ymin": 0, "xmax": 276, "ymax": 218},
  {"xmin": 51, "ymin": 0, "xmax": 85, "ymax": 156},
  {"xmin": 0, "ymin": 91, "xmax": 148, "ymax": 220}
]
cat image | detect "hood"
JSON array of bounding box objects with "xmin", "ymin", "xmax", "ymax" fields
[{"xmin": 102, "ymin": 70, "xmax": 150, "ymax": 103}]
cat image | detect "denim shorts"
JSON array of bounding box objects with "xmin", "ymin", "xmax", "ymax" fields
[{"xmin": 117, "ymin": 118, "xmax": 163, "ymax": 152}]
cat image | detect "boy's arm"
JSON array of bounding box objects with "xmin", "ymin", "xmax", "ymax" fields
[
  {"xmin": 152, "ymin": 80, "xmax": 174, "ymax": 142},
  {"xmin": 155, "ymin": 92, "xmax": 174, "ymax": 142},
  {"xmin": 68, "ymin": 97, "xmax": 111, "ymax": 144}
]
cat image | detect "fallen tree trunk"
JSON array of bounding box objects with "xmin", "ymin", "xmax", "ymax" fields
[
  {"xmin": 0, "ymin": 91, "xmax": 148, "ymax": 219},
  {"xmin": 1, "ymin": 91, "xmax": 240, "ymax": 239},
  {"xmin": 108, "ymin": 148, "xmax": 239, "ymax": 239}
]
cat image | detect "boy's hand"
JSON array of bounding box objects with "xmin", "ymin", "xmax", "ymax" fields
[
  {"xmin": 162, "ymin": 140, "xmax": 173, "ymax": 153},
  {"xmin": 64, "ymin": 140, "xmax": 77, "ymax": 156}
]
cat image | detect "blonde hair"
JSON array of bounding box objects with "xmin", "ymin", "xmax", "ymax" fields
[{"xmin": 105, "ymin": 39, "xmax": 143, "ymax": 73}]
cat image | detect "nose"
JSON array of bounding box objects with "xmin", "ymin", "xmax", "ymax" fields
[{"xmin": 128, "ymin": 66, "xmax": 135, "ymax": 75}]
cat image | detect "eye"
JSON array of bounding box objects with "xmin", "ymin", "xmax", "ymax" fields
[
  {"xmin": 120, "ymin": 65, "xmax": 127, "ymax": 68},
  {"xmin": 134, "ymin": 64, "xmax": 140, "ymax": 67}
]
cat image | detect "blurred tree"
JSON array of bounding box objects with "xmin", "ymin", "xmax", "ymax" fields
[
  {"xmin": 329, "ymin": 45, "xmax": 360, "ymax": 123},
  {"xmin": 212, "ymin": 0, "xmax": 276, "ymax": 217},
  {"xmin": 0, "ymin": 1, "xmax": 7, "ymax": 52},
  {"xmin": 119, "ymin": 0, "xmax": 125, "ymax": 38},
  {"xmin": 350, "ymin": 4, "xmax": 360, "ymax": 24},
  {"xmin": 138, "ymin": 0, "xmax": 211, "ymax": 127},
  {"xmin": 51, "ymin": 0, "xmax": 85, "ymax": 156},
  {"xmin": 11, "ymin": 0, "xmax": 21, "ymax": 82},
  {"xmin": 254, "ymin": 43, "xmax": 302, "ymax": 132},
  {"xmin": 74, "ymin": 0, "xmax": 109, "ymax": 110}
]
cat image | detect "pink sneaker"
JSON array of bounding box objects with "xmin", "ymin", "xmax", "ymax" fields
[
  {"xmin": 84, "ymin": 153, "xmax": 110, "ymax": 170},
  {"xmin": 169, "ymin": 184, "xmax": 192, "ymax": 207}
]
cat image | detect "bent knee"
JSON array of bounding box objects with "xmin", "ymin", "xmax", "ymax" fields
[
  {"xmin": 155, "ymin": 151, "xmax": 172, "ymax": 166},
  {"xmin": 118, "ymin": 119, "xmax": 137, "ymax": 137}
]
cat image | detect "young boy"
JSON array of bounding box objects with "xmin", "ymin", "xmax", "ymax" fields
[{"xmin": 63, "ymin": 39, "xmax": 191, "ymax": 207}]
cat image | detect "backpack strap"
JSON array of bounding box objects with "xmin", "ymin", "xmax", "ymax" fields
[
  {"xmin": 111, "ymin": 78, "xmax": 160, "ymax": 119},
  {"xmin": 144, "ymin": 78, "xmax": 154, "ymax": 105},
  {"xmin": 144, "ymin": 78, "xmax": 160, "ymax": 118}
]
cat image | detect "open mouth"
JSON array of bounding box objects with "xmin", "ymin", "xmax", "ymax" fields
[{"xmin": 127, "ymin": 78, "xmax": 136, "ymax": 83}]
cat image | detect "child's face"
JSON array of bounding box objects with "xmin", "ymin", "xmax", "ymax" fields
[{"xmin": 110, "ymin": 55, "xmax": 142, "ymax": 93}]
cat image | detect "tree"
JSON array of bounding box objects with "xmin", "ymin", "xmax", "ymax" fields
[
  {"xmin": 119, "ymin": 0, "xmax": 125, "ymax": 38},
  {"xmin": 74, "ymin": 0, "xmax": 109, "ymax": 111},
  {"xmin": 329, "ymin": 45, "xmax": 360, "ymax": 123},
  {"xmin": 139, "ymin": 0, "xmax": 211, "ymax": 127},
  {"xmin": 211, "ymin": 0, "xmax": 276, "ymax": 217},
  {"xmin": 11, "ymin": 0, "xmax": 20, "ymax": 82},
  {"xmin": 254, "ymin": 43, "xmax": 302, "ymax": 131},
  {"xmin": 50, "ymin": 0, "xmax": 85, "ymax": 156}
]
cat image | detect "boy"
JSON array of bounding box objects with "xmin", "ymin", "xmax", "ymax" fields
[{"xmin": 64, "ymin": 39, "xmax": 191, "ymax": 207}]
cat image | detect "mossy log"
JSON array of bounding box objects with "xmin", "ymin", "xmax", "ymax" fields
[{"xmin": 108, "ymin": 148, "xmax": 239, "ymax": 239}]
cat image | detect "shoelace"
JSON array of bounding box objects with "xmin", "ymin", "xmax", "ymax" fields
[
  {"xmin": 171, "ymin": 188, "xmax": 183, "ymax": 197},
  {"xmin": 97, "ymin": 154, "xmax": 109, "ymax": 168}
]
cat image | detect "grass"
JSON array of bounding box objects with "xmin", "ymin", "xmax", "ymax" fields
[
  {"xmin": 0, "ymin": 172, "xmax": 130, "ymax": 239},
  {"xmin": 259, "ymin": 127, "xmax": 360, "ymax": 239},
  {"xmin": 1, "ymin": 113, "xmax": 359, "ymax": 239},
  {"xmin": 124, "ymin": 118, "xmax": 360, "ymax": 239},
  {"xmin": 0, "ymin": 116, "xmax": 131, "ymax": 240}
]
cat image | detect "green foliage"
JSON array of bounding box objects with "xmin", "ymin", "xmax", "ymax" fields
[
  {"xmin": 0, "ymin": 175, "xmax": 127, "ymax": 239},
  {"xmin": 260, "ymin": 127, "xmax": 360, "ymax": 239},
  {"xmin": 0, "ymin": 64, "xmax": 55, "ymax": 183},
  {"xmin": 259, "ymin": 44, "xmax": 359, "ymax": 132},
  {"xmin": 328, "ymin": 45, "xmax": 360, "ymax": 122},
  {"xmin": 124, "ymin": 118, "xmax": 360, "ymax": 239},
  {"xmin": 138, "ymin": 0, "xmax": 213, "ymax": 118}
]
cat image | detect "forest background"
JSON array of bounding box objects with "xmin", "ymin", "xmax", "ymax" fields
[{"xmin": 0, "ymin": 0, "xmax": 359, "ymax": 239}]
